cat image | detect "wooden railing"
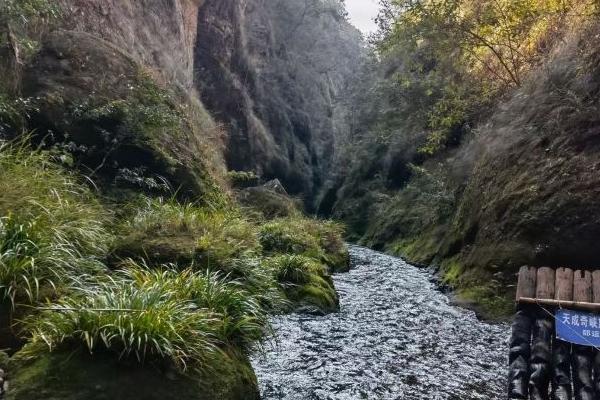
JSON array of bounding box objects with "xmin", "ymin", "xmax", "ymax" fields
[{"xmin": 509, "ymin": 266, "xmax": 600, "ymax": 399}]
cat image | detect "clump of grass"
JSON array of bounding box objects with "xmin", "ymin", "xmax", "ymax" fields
[
  {"xmin": 114, "ymin": 197, "xmax": 260, "ymax": 270},
  {"xmin": 127, "ymin": 267, "xmax": 273, "ymax": 353},
  {"xmin": 25, "ymin": 264, "xmax": 275, "ymax": 370},
  {"xmin": 0, "ymin": 141, "xmax": 111, "ymax": 305},
  {"xmin": 269, "ymin": 255, "xmax": 316, "ymax": 285},
  {"xmin": 259, "ymin": 217, "xmax": 324, "ymax": 259},
  {"xmin": 259, "ymin": 216, "xmax": 349, "ymax": 271},
  {"xmin": 264, "ymin": 255, "xmax": 338, "ymax": 312},
  {"xmin": 25, "ymin": 274, "xmax": 219, "ymax": 371}
]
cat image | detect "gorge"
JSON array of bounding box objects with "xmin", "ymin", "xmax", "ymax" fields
[{"xmin": 1, "ymin": 0, "xmax": 600, "ymax": 398}]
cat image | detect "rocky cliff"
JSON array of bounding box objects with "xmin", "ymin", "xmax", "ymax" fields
[
  {"xmin": 2, "ymin": 0, "xmax": 362, "ymax": 206},
  {"xmin": 196, "ymin": 0, "xmax": 363, "ymax": 201}
]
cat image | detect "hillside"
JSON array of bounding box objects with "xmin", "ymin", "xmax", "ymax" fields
[{"xmin": 322, "ymin": 0, "xmax": 600, "ymax": 318}]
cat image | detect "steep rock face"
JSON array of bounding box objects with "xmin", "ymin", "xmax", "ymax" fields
[
  {"xmin": 444, "ymin": 31, "xmax": 600, "ymax": 279},
  {"xmin": 22, "ymin": 29, "xmax": 224, "ymax": 198},
  {"xmin": 57, "ymin": 0, "xmax": 202, "ymax": 88},
  {"xmin": 195, "ymin": 0, "xmax": 363, "ymax": 201}
]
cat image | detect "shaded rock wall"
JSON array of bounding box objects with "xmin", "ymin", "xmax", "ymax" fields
[
  {"xmin": 57, "ymin": 0, "xmax": 202, "ymax": 88},
  {"xmin": 195, "ymin": 0, "xmax": 363, "ymax": 202},
  {"xmin": 47, "ymin": 0, "xmax": 363, "ymax": 205}
]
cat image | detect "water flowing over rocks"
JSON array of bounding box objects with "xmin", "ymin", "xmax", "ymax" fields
[{"xmin": 252, "ymin": 246, "xmax": 509, "ymax": 399}]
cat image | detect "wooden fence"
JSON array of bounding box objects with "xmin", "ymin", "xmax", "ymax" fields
[{"xmin": 509, "ymin": 266, "xmax": 600, "ymax": 399}]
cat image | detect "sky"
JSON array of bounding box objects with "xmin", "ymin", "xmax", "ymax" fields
[{"xmin": 345, "ymin": 0, "xmax": 380, "ymax": 34}]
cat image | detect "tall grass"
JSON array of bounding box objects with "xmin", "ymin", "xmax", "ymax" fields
[
  {"xmin": 259, "ymin": 216, "xmax": 348, "ymax": 271},
  {"xmin": 127, "ymin": 267, "xmax": 273, "ymax": 352},
  {"xmin": 117, "ymin": 197, "xmax": 260, "ymax": 269},
  {"xmin": 267, "ymin": 255, "xmax": 317, "ymax": 285},
  {"xmin": 26, "ymin": 274, "xmax": 219, "ymax": 370},
  {"xmin": 0, "ymin": 141, "xmax": 111, "ymax": 306},
  {"xmin": 26, "ymin": 264, "xmax": 274, "ymax": 370}
]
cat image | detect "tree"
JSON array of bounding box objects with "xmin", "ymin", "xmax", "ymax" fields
[{"xmin": 370, "ymin": 0, "xmax": 597, "ymax": 154}]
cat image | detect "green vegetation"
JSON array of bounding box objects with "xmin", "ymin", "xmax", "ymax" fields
[
  {"xmin": 265, "ymin": 255, "xmax": 339, "ymax": 312},
  {"xmin": 0, "ymin": 0, "xmax": 59, "ymax": 94},
  {"xmin": 0, "ymin": 141, "xmax": 109, "ymax": 307},
  {"xmin": 25, "ymin": 266, "xmax": 271, "ymax": 370},
  {"xmin": 114, "ymin": 200, "xmax": 347, "ymax": 312},
  {"xmin": 6, "ymin": 349, "xmax": 260, "ymax": 400},
  {"xmin": 325, "ymin": 0, "xmax": 600, "ymax": 320},
  {"xmin": 260, "ymin": 217, "xmax": 349, "ymax": 272},
  {"xmin": 375, "ymin": 0, "xmax": 597, "ymax": 155},
  {"xmin": 0, "ymin": 127, "xmax": 347, "ymax": 398},
  {"xmin": 227, "ymin": 171, "xmax": 260, "ymax": 188},
  {"xmin": 113, "ymin": 197, "xmax": 260, "ymax": 269}
]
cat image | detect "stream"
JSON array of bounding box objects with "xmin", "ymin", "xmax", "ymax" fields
[{"xmin": 251, "ymin": 245, "xmax": 509, "ymax": 400}]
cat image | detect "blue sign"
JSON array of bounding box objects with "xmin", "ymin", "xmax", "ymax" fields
[{"xmin": 556, "ymin": 309, "xmax": 600, "ymax": 347}]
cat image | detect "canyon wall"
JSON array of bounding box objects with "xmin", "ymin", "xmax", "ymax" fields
[
  {"xmin": 15, "ymin": 0, "xmax": 362, "ymax": 203},
  {"xmin": 195, "ymin": 0, "xmax": 363, "ymax": 201}
]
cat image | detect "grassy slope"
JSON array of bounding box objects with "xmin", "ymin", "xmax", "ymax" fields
[{"xmin": 0, "ymin": 138, "xmax": 349, "ymax": 398}]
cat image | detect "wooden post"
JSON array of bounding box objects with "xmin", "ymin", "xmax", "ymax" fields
[
  {"xmin": 556, "ymin": 268, "xmax": 574, "ymax": 302},
  {"xmin": 508, "ymin": 308, "xmax": 533, "ymax": 399},
  {"xmin": 591, "ymin": 270, "xmax": 600, "ymax": 304},
  {"xmin": 536, "ymin": 267, "xmax": 555, "ymax": 299},
  {"xmin": 553, "ymin": 267, "xmax": 573, "ymax": 400},
  {"xmin": 509, "ymin": 266, "xmax": 536, "ymax": 399},
  {"xmin": 529, "ymin": 267, "xmax": 554, "ymax": 400},
  {"xmin": 516, "ymin": 266, "xmax": 537, "ymax": 302},
  {"xmin": 529, "ymin": 308, "xmax": 553, "ymax": 400},
  {"xmin": 574, "ymin": 270, "xmax": 593, "ymax": 304},
  {"xmin": 572, "ymin": 270, "xmax": 594, "ymax": 400}
]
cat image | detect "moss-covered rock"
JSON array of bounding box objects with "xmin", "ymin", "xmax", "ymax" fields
[
  {"xmin": 22, "ymin": 30, "xmax": 225, "ymax": 199},
  {"xmin": 259, "ymin": 217, "xmax": 349, "ymax": 273},
  {"xmin": 266, "ymin": 255, "xmax": 339, "ymax": 313},
  {"xmin": 6, "ymin": 348, "xmax": 259, "ymax": 400}
]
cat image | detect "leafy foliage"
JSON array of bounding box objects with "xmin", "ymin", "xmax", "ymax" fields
[{"xmin": 372, "ymin": 0, "xmax": 597, "ymax": 154}]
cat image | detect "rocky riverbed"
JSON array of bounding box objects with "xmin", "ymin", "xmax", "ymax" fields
[{"xmin": 252, "ymin": 245, "xmax": 509, "ymax": 399}]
